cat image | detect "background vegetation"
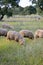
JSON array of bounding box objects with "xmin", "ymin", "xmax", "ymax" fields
[{"xmin": 0, "ymin": 0, "xmax": 43, "ymax": 20}]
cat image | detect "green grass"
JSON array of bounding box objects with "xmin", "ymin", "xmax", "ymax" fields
[{"xmin": 0, "ymin": 20, "xmax": 43, "ymax": 65}]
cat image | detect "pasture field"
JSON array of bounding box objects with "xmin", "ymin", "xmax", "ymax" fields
[{"xmin": 0, "ymin": 18, "xmax": 43, "ymax": 65}]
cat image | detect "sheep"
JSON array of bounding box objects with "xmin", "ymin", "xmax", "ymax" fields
[
  {"xmin": 34, "ymin": 29, "xmax": 43, "ymax": 38},
  {"xmin": 2, "ymin": 24, "xmax": 14, "ymax": 30},
  {"xmin": 7, "ymin": 31, "xmax": 25, "ymax": 45},
  {"xmin": 19, "ymin": 30, "xmax": 34, "ymax": 39},
  {"xmin": 0, "ymin": 28, "xmax": 8, "ymax": 37}
]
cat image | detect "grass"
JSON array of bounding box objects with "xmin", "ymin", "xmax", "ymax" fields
[{"xmin": 0, "ymin": 19, "xmax": 43, "ymax": 65}]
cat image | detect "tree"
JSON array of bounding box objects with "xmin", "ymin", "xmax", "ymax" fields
[
  {"xmin": 36, "ymin": 0, "xmax": 43, "ymax": 15},
  {"xmin": 0, "ymin": 0, "xmax": 20, "ymax": 20},
  {"xmin": 28, "ymin": 6, "xmax": 37, "ymax": 14},
  {"xmin": 32, "ymin": 0, "xmax": 43, "ymax": 15},
  {"xmin": 38, "ymin": 0, "xmax": 43, "ymax": 10},
  {"xmin": 21, "ymin": 6, "xmax": 37, "ymax": 15}
]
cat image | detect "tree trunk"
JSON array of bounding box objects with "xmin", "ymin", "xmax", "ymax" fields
[{"xmin": 0, "ymin": 15, "xmax": 4, "ymax": 21}]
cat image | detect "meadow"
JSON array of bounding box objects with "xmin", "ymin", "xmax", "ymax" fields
[{"xmin": 0, "ymin": 16, "xmax": 43, "ymax": 65}]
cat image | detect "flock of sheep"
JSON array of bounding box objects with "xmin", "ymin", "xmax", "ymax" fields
[{"xmin": 0, "ymin": 24, "xmax": 43, "ymax": 45}]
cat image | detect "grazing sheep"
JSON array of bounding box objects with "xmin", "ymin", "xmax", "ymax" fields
[
  {"xmin": 19, "ymin": 30, "xmax": 34, "ymax": 39},
  {"xmin": 0, "ymin": 28, "xmax": 8, "ymax": 36},
  {"xmin": 7, "ymin": 31, "xmax": 25, "ymax": 45},
  {"xmin": 2, "ymin": 24, "xmax": 14, "ymax": 30},
  {"xmin": 34, "ymin": 29, "xmax": 43, "ymax": 38}
]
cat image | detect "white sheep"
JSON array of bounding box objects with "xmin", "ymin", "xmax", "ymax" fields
[
  {"xmin": 19, "ymin": 30, "xmax": 34, "ymax": 39},
  {"xmin": 34, "ymin": 29, "xmax": 43, "ymax": 38},
  {"xmin": 0, "ymin": 28, "xmax": 8, "ymax": 36},
  {"xmin": 7, "ymin": 31, "xmax": 25, "ymax": 45}
]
